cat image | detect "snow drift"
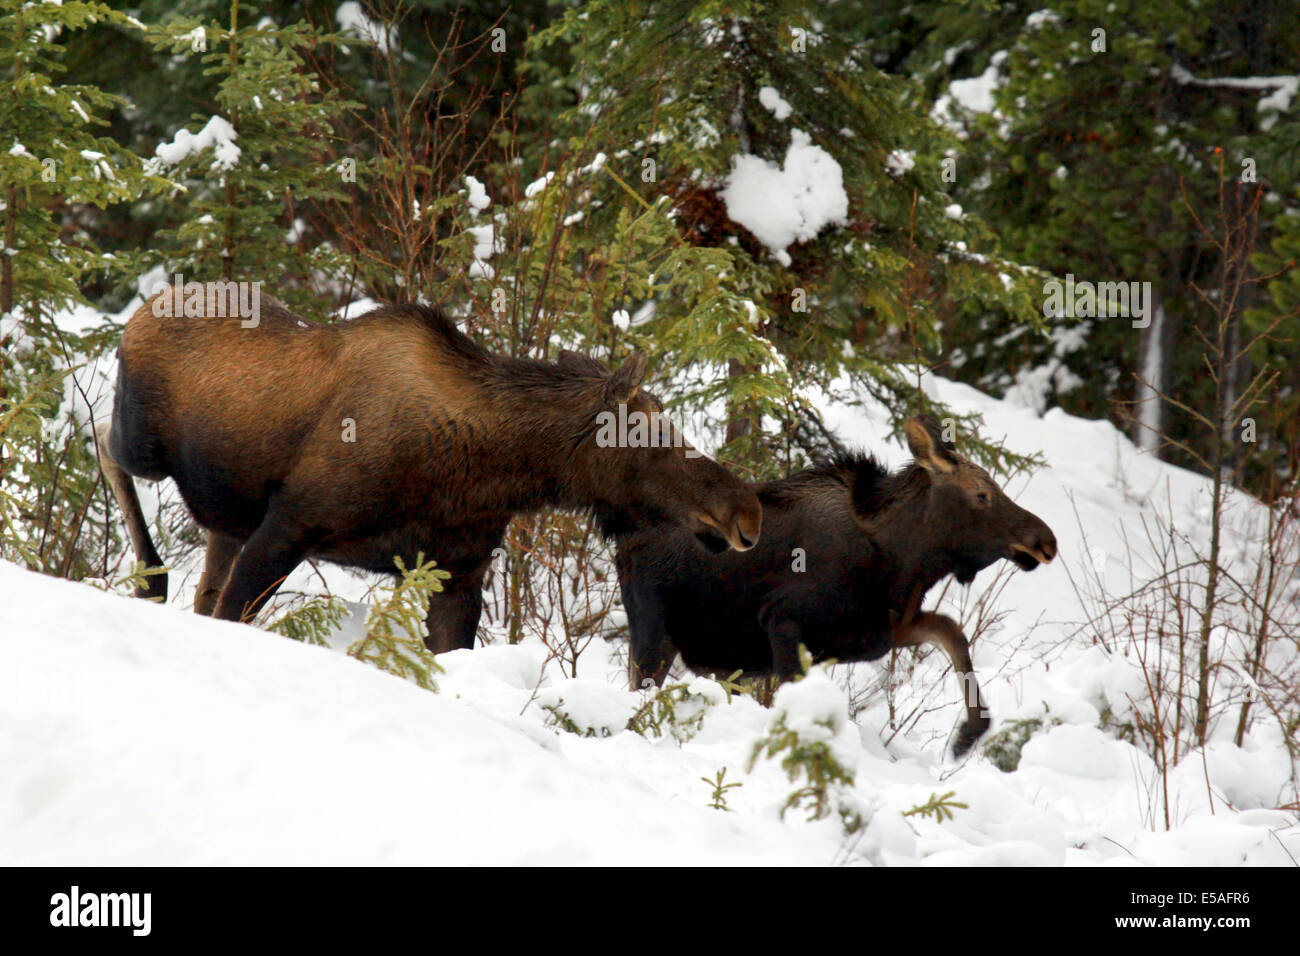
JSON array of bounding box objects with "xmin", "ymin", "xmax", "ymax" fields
[{"xmin": 2, "ymin": 375, "xmax": 1297, "ymax": 865}]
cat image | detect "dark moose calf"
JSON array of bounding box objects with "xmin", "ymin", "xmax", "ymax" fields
[
  {"xmin": 98, "ymin": 286, "xmax": 762, "ymax": 651},
  {"xmin": 613, "ymin": 417, "xmax": 1057, "ymax": 755}
]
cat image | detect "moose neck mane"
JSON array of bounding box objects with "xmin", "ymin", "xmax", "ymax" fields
[
  {"xmin": 397, "ymin": 304, "xmax": 613, "ymax": 507},
  {"xmin": 479, "ymin": 358, "xmax": 610, "ymax": 489},
  {"xmin": 864, "ymin": 463, "xmax": 957, "ymax": 605}
]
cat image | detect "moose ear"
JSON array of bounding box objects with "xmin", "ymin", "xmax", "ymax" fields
[
  {"xmin": 604, "ymin": 351, "xmax": 648, "ymax": 406},
  {"xmin": 557, "ymin": 349, "xmax": 607, "ymax": 376},
  {"xmin": 904, "ymin": 416, "xmax": 957, "ymax": 474}
]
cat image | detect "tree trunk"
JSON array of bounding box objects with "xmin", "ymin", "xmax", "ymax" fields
[
  {"xmin": 1133, "ymin": 256, "xmax": 1182, "ymax": 455},
  {"xmin": 723, "ymin": 358, "xmax": 753, "ymax": 447}
]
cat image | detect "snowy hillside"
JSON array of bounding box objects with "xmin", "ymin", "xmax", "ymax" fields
[{"xmin": 2, "ymin": 377, "xmax": 1296, "ymax": 866}]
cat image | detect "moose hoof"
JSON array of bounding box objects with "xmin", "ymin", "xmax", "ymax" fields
[{"xmin": 951, "ymin": 715, "xmax": 991, "ymax": 758}]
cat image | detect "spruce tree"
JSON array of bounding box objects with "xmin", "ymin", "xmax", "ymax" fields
[
  {"xmin": 142, "ymin": 1, "xmax": 357, "ymax": 315},
  {"xmin": 511, "ymin": 0, "xmax": 1045, "ymax": 475},
  {"xmin": 855, "ymin": 0, "xmax": 1300, "ymax": 492},
  {"xmin": 0, "ymin": 0, "xmax": 163, "ymax": 321},
  {"xmin": 0, "ymin": 0, "xmax": 165, "ymax": 576}
]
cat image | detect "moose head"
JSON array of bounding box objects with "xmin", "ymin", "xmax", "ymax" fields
[
  {"xmin": 897, "ymin": 416, "xmax": 1057, "ymax": 584},
  {"xmin": 560, "ymin": 349, "xmax": 762, "ymax": 554}
]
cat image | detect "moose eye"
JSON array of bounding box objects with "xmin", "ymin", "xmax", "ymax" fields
[{"xmin": 976, "ymin": 492, "xmax": 990, "ymax": 507}]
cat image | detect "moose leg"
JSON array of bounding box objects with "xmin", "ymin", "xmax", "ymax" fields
[
  {"xmin": 195, "ymin": 531, "xmax": 242, "ymax": 616},
  {"xmin": 94, "ymin": 422, "xmax": 167, "ymax": 602},
  {"xmin": 891, "ymin": 611, "xmax": 989, "ymax": 756},
  {"xmin": 424, "ymin": 584, "xmax": 485, "ymax": 654},
  {"xmin": 423, "ymin": 547, "xmax": 498, "ymax": 654},
  {"xmin": 623, "ymin": 586, "xmax": 677, "ymax": 690},
  {"xmin": 628, "ymin": 635, "xmax": 678, "ymax": 691},
  {"xmin": 762, "ymin": 613, "xmax": 807, "ymax": 682},
  {"xmin": 212, "ymin": 509, "xmax": 314, "ymax": 623},
  {"xmin": 422, "ymin": 523, "xmax": 509, "ymax": 654}
]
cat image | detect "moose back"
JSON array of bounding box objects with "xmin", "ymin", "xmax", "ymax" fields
[{"xmin": 98, "ymin": 287, "xmax": 762, "ymax": 651}]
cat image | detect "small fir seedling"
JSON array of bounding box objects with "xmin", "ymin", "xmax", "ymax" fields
[
  {"xmin": 87, "ymin": 563, "xmax": 169, "ymax": 601},
  {"xmin": 542, "ymin": 700, "xmax": 615, "ymax": 738},
  {"xmin": 903, "ymin": 791, "xmax": 969, "ymax": 824},
  {"xmin": 268, "ymin": 595, "xmax": 349, "ymax": 647},
  {"xmin": 701, "ymin": 768, "xmax": 742, "ymax": 811},
  {"xmin": 348, "ymin": 554, "xmax": 450, "ymax": 691},
  {"xmin": 748, "ymin": 663, "xmax": 864, "ymax": 833},
  {"xmin": 627, "ymin": 678, "xmax": 726, "ymax": 744}
]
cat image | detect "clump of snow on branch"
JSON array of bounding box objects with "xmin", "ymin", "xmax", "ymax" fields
[
  {"xmin": 1170, "ymin": 64, "xmax": 1298, "ymax": 132},
  {"xmin": 721, "ymin": 129, "xmax": 849, "ymax": 264},
  {"xmin": 336, "ymin": 1, "xmax": 396, "ymax": 56},
  {"xmin": 468, "ymin": 223, "xmax": 498, "ymax": 279},
  {"xmin": 758, "ymin": 86, "xmax": 793, "ymax": 120},
  {"xmin": 932, "ymin": 52, "xmax": 1007, "ymax": 136},
  {"xmin": 465, "ymin": 175, "xmax": 491, "ymax": 213},
  {"xmin": 151, "ymin": 116, "xmax": 241, "ymax": 171},
  {"xmin": 885, "ymin": 149, "xmax": 915, "ymax": 178},
  {"xmin": 524, "ymin": 171, "xmax": 554, "ymax": 199}
]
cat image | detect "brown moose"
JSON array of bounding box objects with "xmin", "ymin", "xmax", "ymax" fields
[
  {"xmin": 96, "ymin": 287, "xmax": 762, "ymax": 652},
  {"xmin": 611, "ymin": 416, "xmax": 1057, "ymax": 755}
]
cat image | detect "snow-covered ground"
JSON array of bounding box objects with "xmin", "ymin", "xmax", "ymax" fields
[{"xmin": 2, "ymin": 368, "xmax": 1297, "ymax": 865}]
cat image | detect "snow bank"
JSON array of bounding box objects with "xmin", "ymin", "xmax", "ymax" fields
[
  {"xmin": 0, "ymin": 564, "xmax": 824, "ymax": 865},
  {"xmin": 3, "ymin": 366, "xmax": 1297, "ymax": 865}
]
